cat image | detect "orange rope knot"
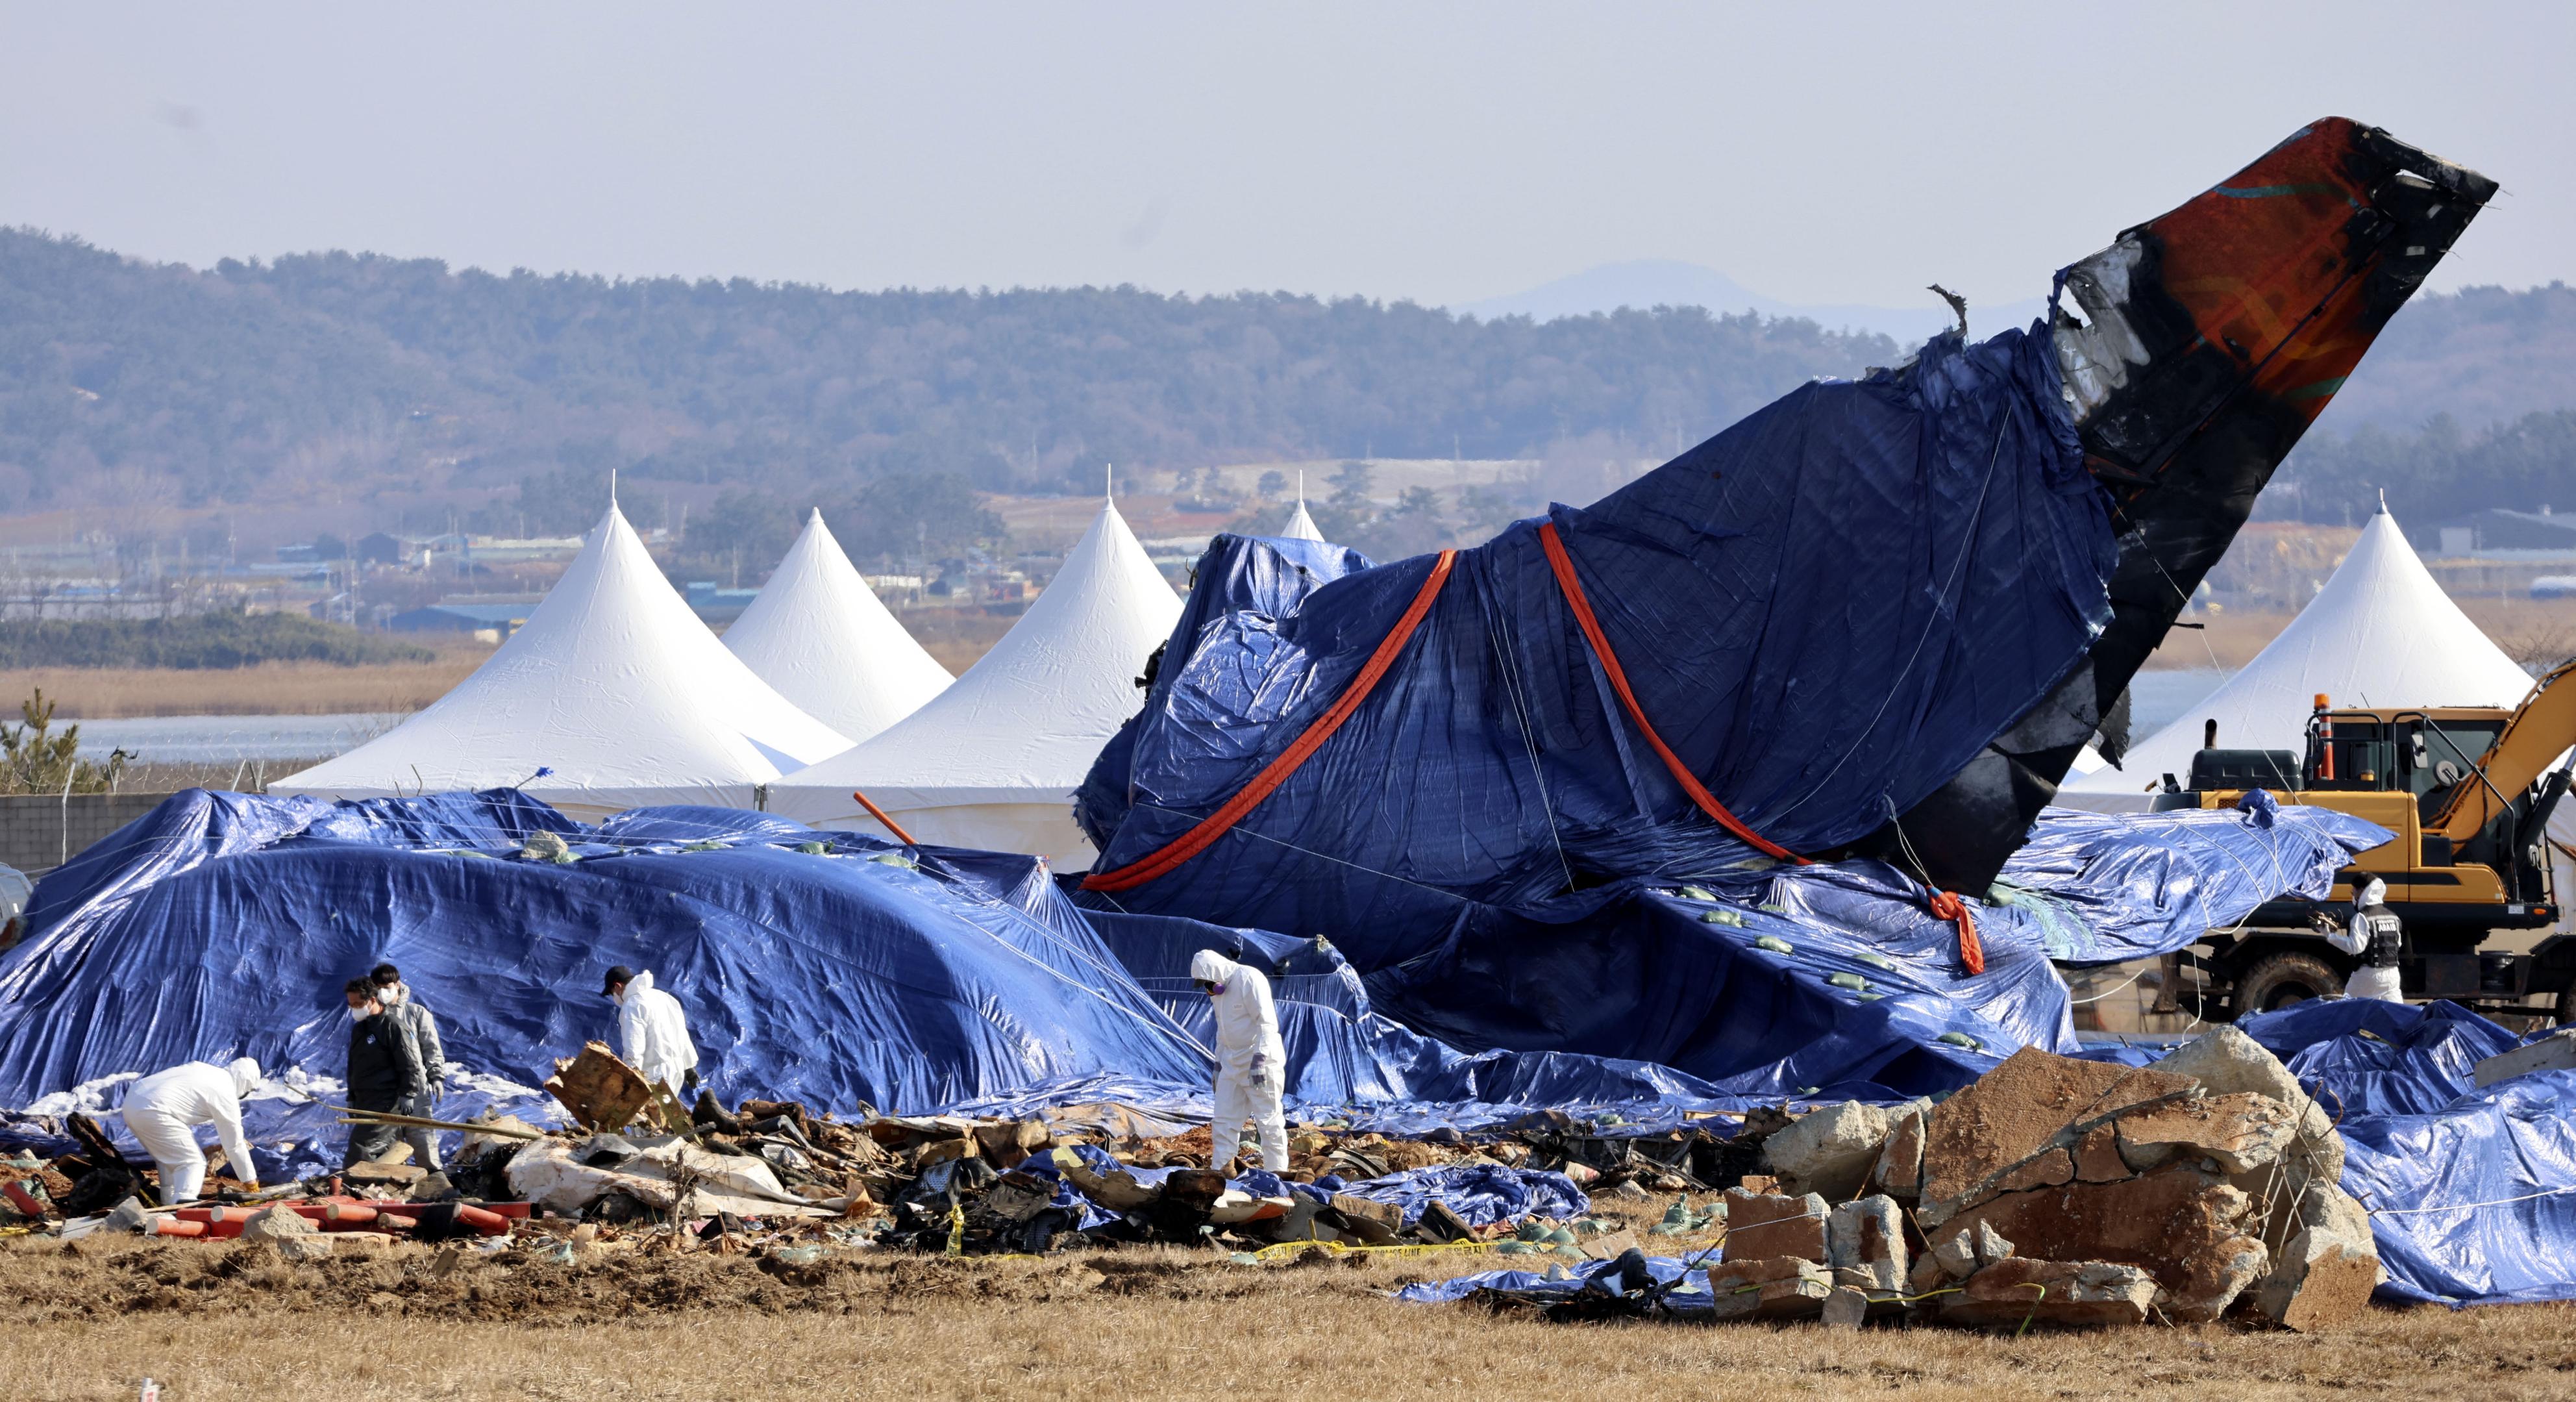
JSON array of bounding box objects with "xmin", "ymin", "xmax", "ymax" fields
[{"xmin": 1927, "ymin": 890, "xmax": 1985, "ymax": 975}]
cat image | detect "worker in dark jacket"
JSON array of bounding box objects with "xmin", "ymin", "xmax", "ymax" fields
[
  {"xmin": 343, "ymin": 977, "xmax": 425, "ymax": 1170},
  {"xmin": 371, "ymin": 962, "xmax": 447, "ymax": 1170}
]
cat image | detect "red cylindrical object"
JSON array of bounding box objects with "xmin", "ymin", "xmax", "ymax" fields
[
  {"xmin": 3, "ymin": 1181, "xmax": 45, "ymax": 1220},
  {"xmin": 449, "ymin": 1203, "xmax": 510, "ymax": 1235},
  {"xmin": 321, "ymin": 1204, "xmax": 378, "ymax": 1229},
  {"xmin": 151, "ymin": 1218, "xmax": 207, "ymax": 1238}
]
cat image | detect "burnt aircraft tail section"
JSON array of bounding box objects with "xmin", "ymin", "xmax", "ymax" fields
[{"xmin": 1853, "ymin": 118, "xmax": 2496, "ymax": 891}]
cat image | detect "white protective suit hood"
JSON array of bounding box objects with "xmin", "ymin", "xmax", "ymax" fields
[
  {"xmin": 225, "ymin": 1057, "xmax": 262, "ymax": 1099},
  {"xmin": 2359, "ymin": 877, "xmax": 2388, "ymax": 907},
  {"xmin": 1189, "ymin": 949, "xmax": 1235, "ymax": 987},
  {"xmin": 614, "ymin": 968, "xmax": 699, "ymax": 1095}
]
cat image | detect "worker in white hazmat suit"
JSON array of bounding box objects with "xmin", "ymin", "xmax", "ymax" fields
[
  {"xmin": 120, "ymin": 1057, "xmax": 262, "ymax": 1205},
  {"xmin": 2328, "ymin": 877, "xmax": 2407, "ymax": 1002},
  {"xmin": 602, "ymin": 965, "xmax": 699, "ymax": 1100},
  {"xmin": 1190, "ymin": 949, "xmax": 1288, "ymax": 1172}
]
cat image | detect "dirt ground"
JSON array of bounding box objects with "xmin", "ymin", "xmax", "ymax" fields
[{"xmin": 8, "ymin": 1233, "xmax": 2576, "ymax": 1401}]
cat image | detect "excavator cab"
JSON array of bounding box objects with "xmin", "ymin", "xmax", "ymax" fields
[{"xmin": 2153, "ymin": 666, "xmax": 2576, "ymax": 1021}]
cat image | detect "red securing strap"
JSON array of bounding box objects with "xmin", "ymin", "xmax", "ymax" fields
[
  {"xmin": 1929, "ymin": 890, "xmax": 1985, "ymax": 975},
  {"xmin": 1082, "ymin": 548, "xmax": 1459, "ymax": 893},
  {"xmin": 1535, "ymin": 521, "xmax": 1806, "ymax": 864}
]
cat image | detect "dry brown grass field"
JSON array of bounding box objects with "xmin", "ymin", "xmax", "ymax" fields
[
  {"xmin": 8, "ymin": 1234, "xmax": 2575, "ymax": 1401},
  {"xmin": 6, "ymin": 647, "xmax": 492, "ymax": 720}
]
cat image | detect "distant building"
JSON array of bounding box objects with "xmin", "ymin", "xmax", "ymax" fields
[
  {"xmin": 683, "ymin": 581, "xmax": 761, "ymax": 623},
  {"xmin": 388, "ymin": 601, "xmax": 534, "ymax": 643},
  {"xmin": 356, "ymin": 532, "xmax": 410, "ymax": 566},
  {"xmin": 2418, "ymin": 507, "xmax": 2576, "ymax": 558}
]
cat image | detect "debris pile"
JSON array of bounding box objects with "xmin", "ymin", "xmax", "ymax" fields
[
  {"xmin": 1416, "ymin": 1026, "xmax": 2380, "ymax": 1331},
  {"xmin": 3, "ymin": 1042, "xmax": 1624, "ymax": 1267}
]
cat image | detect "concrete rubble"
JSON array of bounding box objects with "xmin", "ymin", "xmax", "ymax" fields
[{"xmin": 1454, "ymin": 1027, "xmax": 2384, "ymax": 1333}]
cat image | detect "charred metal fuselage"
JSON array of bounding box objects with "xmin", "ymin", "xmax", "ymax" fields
[{"xmin": 1853, "ymin": 118, "xmax": 2496, "ymax": 890}]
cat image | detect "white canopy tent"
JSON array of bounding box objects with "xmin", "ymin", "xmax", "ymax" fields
[
  {"xmin": 1279, "ymin": 499, "xmax": 1326, "ymax": 543},
  {"xmin": 723, "ymin": 509, "xmax": 952, "ymax": 745},
  {"xmin": 767, "ymin": 498, "xmax": 1182, "ymax": 864},
  {"xmin": 2062, "ymin": 503, "xmax": 2538, "ymax": 812},
  {"xmin": 274, "ymin": 503, "xmax": 852, "ymax": 819}
]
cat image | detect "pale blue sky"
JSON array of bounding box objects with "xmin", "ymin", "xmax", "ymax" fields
[{"xmin": 3, "ymin": 2, "xmax": 2567, "ymax": 312}]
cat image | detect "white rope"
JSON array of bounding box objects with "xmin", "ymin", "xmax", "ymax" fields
[{"xmin": 2368, "ymin": 1185, "xmax": 2576, "ymax": 1217}]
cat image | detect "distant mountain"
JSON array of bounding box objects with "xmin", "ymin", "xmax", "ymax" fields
[
  {"xmin": 1456, "ymin": 259, "xmax": 2052, "ymax": 344},
  {"xmin": 0, "ymin": 229, "xmax": 1898, "ymax": 519}
]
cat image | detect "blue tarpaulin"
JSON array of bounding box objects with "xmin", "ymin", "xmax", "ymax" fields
[
  {"xmin": 1078, "ymin": 325, "xmax": 2115, "ymax": 968},
  {"xmin": 0, "ymin": 790, "xmax": 1213, "ymax": 1142},
  {"xmin": 0, "ymin": 783, "xmax": 2404, "ymax": 1197},
  {"xmin": 2236, "ymin": 999, "xmax": 2576, "ymax": 1307},
  {"xmin": 1333, "ymin": 1164, "xmax": 1589, "ymax": 1229}
]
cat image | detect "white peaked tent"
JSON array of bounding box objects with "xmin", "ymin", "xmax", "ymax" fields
[
  {"xmin": 2063, "ymin": 503, "xmax": 2537, "ymax": 809},
  {"xmin": 767, "ymin": 498, "xmax": 1183, "ymax": 864},
  {"xmin": 1279, "ymin": 499, "xmax": 1326, "ymax": 542},
  {"xmin": 723, "ymin": 510, "xmax": 952, "ymax": 744},
  {"xmin": 274, "ymin": 503, "xmax": 853, "ymax": 819}
]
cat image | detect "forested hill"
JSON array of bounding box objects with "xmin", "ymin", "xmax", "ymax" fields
[
  {"xmin": 4, "ymin": 228, "xmax": 2569, "ymax": 523},
  {"xmin": 0, "ymin": 229, "xmax": 1895, "ymax": 516}
]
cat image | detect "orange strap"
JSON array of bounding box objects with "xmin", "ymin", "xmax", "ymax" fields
[
  {"xmin": 1083, "ymin": 549, "xmax": 1459, "ymax": 893},
  {"xmin": 1535, "ymin": 521, "xmax": 1805, "ymax": 864},
  {"xmin": 850, "ymin": 789, "xmax": 917, "ymax": 846},
  {"xmin": 1928, "ymin": 889, "xmax": 1985, "ymax": 975}
]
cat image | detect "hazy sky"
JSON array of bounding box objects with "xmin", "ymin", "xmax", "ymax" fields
[{"xmin": 5, "ymin": 3, "xmax": 2570, "ymax": 312}]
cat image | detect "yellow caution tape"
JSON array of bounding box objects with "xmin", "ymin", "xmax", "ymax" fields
[{"xmin": 1242, "ymin": 1236, "xmax": 1504, "ymax": 1264}]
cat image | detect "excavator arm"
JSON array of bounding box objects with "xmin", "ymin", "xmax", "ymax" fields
[{"xmin": 2435, "ymin": 655, "xmax": 2576, "ymax": 843}]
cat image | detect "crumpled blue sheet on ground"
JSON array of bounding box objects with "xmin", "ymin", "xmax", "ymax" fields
[
  {"xmin": 1331, "ymin": 1164, "xmax": 1589, "ymax": 1228},
  {"xmin": 2238, "ymin": 999, "xmax": 2576, "ymax": 1307},
  {"xmin": 1396, "ymin": 1253, "xmax": 1718, "ymax": 1307}
]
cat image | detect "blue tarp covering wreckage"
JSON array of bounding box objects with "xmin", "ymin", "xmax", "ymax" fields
[
  {"xmin": 0, "ymin": 780, "xmax": 2376, "ymax": 1179},
  {"xmin": 1074, "ymin": 325, "xmax": 2116, "ymax": 953}
]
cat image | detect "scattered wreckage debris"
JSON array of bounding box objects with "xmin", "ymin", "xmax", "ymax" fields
[
  {"xmin": 1417, "ymin": 1026, "xmax": 2381, "ymax": 1333},
  {"xmin": 0, "ymin": 1031, "xmax": 2385, "ymax": 1336}
]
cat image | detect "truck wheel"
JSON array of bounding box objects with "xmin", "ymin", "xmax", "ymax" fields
[{"xmin": 2235, "ymin": 953, "xmax": 2346, "ymax": 1014}]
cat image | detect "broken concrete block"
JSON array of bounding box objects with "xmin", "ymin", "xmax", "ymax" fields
[
  {"xmin": 1761, "ymin": 1101, "xmax": 1892, "ymax": 1203},
  {"xmin": 2072, "ymin": 1123, "xmax": 2128, "ymax": 1182},
  {"xmin": 1720, "ymin": 1188, "xmax": 1828, "ymax": 1263},
  {"xmin": 1822, "ymin": 1284, "xmax": 1869, "ymax": 1330},
  {"xmin": 1944, "ymin": 1164, "xmax": 2266, "ymax": 1322},
  {"xmin": 275, "ymin": 1234, "xmax": 336, "ymax": 1262},
  {"xmin": 1827, "ymin": 1195, "xmax": 1907, "ymax": 1292},
  {"xmin": 1871, "ymin": 1105, "xmax": 1926, "ymax": 1197},
  {"xmin": 1938, "ymin": 1258, "xmax": 2159, "ymax": 1328},
  {"xmin": 1994, "ymin": 1148, "xmax": 2074, "ymax": 1194},
  {"xmin": 1931, "ymin": 1226, "xmax": 1980, "ymax": 1280},
  {"xmin": 2114, "ymin": 1092, "xmax": 2294, "ymax": 1175},
  {"xmin": 2149, "ymin": 1025, "xmax": 2343, "ymax": 1184},
  {"xmin": 2166, "ymin": 1233, "xmax": 2271, "ymax": 1323},
  {"xmin": 1972, "ymin": 1218, "xmax": 2014, "ymax": 1267},
  {"xmin": 242, "ymin": 1204, "xmax": 316, "ymax": 1244},
  {"xmin": 2251, "ymin": 1229, "xmax": 2378, "ymax": 1331},
  {"xmin": 1704, "ymin": 1257, "xmax": 1833, "ymax": 1319},
  {"xmin": 2474, "ymin": 1027, "xmax": 2576, "ymax": 1087},
  {"xmin": 1907, "ymin": 1249, "xmax": 1945, "ymax": 1296},
  {"xmin": 1918, "ymin": 1047, "xmax": 2196, "ymax": 1226}
]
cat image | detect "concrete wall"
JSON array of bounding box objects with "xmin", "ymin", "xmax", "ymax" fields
[{"xmin": 0, "ymin": 792, "xmax": 174, "ymax": 876}]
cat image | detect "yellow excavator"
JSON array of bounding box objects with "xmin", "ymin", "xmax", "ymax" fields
[{"xmin": 2153, "ymin": 655, "xmax": 2575, "ymax": 1020}]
